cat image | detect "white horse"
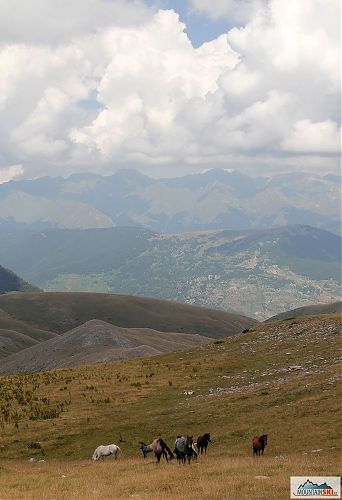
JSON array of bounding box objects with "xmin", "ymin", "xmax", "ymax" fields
[{"xmin": 92, "ymin": 444, "xmax": 121, "ymax": 461}]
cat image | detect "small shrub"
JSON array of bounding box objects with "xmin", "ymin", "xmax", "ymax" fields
[{"xmin": 27, "ymin": 441, "xmax": 42, "ymax": 449}]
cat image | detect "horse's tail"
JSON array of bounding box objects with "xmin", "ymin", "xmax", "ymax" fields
[{"xmin": 116, "ymin": 446, "xmax": 122, "ymax": 454}]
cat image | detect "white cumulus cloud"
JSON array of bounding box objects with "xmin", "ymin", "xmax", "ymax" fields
[
  {"xmin": 0, "ymin": 0, "xmax": 340, "ymax": 178},
  {"xmin": 282, "ymin": 120, "xmax": 341, "ymax": 154}
]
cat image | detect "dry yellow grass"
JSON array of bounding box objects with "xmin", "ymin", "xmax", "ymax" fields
[
  {"xmin": 0, "ymin": 313, "xmax": 341, "ymax": 499},
  {"xmin": 0, "ymin": 454, "xmax": 340, "ymax": 500}
]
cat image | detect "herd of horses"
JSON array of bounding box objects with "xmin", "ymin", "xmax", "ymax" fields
[{"xmin": 92, "ymin": 433, "xmax": 268, "ymax": 462}]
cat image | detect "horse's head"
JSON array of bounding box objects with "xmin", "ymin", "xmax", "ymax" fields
[
  {"xmin": 204, "ymin": 433, "xmax": 211, "ymax": 442},
  {"xmin": 262, "ymin": 434, "xmax": 268, "ymax": 446},
  {"xmin": 138, "ymin": 442, "xmax": 148, "ymax": 458},
  {"xmin": 186, "ymin": 435, "xmax": 194, "ymax": 449}
]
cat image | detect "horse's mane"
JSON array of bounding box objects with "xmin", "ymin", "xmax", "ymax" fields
[
  {"xmin": 201, "ymin": 433, "xmax": 210, "ymax": 439},
  {"xmin": 252, "ymin": 435, "xmax": 267, "ymax": 443}
]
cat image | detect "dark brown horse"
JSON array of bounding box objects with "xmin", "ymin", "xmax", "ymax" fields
[
  {"xmin": 196, "ymin": 433, "xmax": 211, "ymax": 454},
  {"xmin": 252, "ymin": 434, "xmax": 268, "ymax": 455}
]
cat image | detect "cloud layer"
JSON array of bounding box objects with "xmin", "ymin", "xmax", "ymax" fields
[{"xmin": 0, "ymin": 0, "xmax": 340, "ymax": 180}]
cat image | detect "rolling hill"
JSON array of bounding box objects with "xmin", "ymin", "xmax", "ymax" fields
[
  {"xmin": 0, "ymin": 291, "xmax": 257, "ymax": 338},
  {"xmin": 0, "ymin": 308, "xmax": 56, "ymax": 342},
  {"xmin": 0, "ymin": 319, "xmax": 212, "ymax": 374},
  {"xmin": 0, "ymin": 329, "xmax": 39, "ymax": 358},
  {"xmin": 0, "ymin": 225, "xmax": 339, "ymax": 319},
  {"xmin": 265, "ymin": 301, "xmax": 342, "ymax": 322},
  {"xmin": 0, "ymin": 169, "xmax": 340, "ymax": 233}
]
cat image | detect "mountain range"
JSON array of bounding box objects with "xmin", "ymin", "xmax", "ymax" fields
[
  {"xmin": 0, "ymin": 169, "xmax": 340, "ymax": 234},
  {"xmin": 0, "ymin": 224, "xmax": 340, "ymax": 319}
]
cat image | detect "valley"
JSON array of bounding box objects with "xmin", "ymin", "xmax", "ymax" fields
[{"xmin": 0, "ymin": 225, "xmax": 340, "ymax": 320}]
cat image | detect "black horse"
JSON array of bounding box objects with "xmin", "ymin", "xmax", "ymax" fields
[
  {"xmin": 196, "ymin": 432, "xmax": 211, "ymax": 454},
  {"xmin": 174, "ymin": 435, "xmax": 197, "ymax": 464}
]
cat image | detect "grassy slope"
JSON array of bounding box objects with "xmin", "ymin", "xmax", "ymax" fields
[
  {"xmin": 0, "ymin": 313, "xmax": 340, "ymax": 499},
  {"xmin": 0, "ymin": 292, "xmax": 257, "ymax": 338}
]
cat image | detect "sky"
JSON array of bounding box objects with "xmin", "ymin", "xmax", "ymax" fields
[{"xmin": 0, "ymin": 0, "xmax": 340, "ymax": 181}]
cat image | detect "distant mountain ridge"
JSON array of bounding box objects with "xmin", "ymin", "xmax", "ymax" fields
[
  {"xmin": 0, "ymin": 169, "xmax": 340, "ymax": 233},
  {"xmin": 0, "ymin": 225, "xmax": 340, "ymax": 319}
]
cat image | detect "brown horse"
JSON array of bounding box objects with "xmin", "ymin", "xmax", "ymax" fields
[
  {"xmin": 252, "ymin": 434, "xmax": 268, "ymax": 455},
  {"xmin": 139, "ymin": 438, "xmax": 174, "ymax": 463},
  {"xmin": 196, "ymin": 433, "xmax": 211, "ymax": 454}
]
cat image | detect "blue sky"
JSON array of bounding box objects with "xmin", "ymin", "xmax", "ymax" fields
[{"xmin": 147, "ymin": 0, "xmax": 238, "ymax": 47}]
